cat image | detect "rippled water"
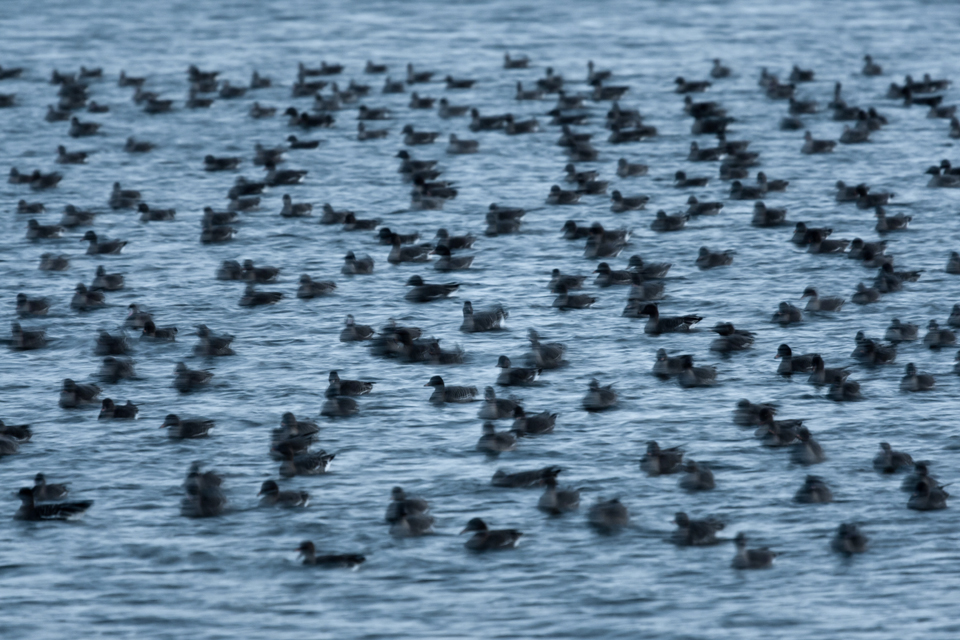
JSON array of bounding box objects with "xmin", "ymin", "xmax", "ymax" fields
[{"xmin": 2, "ymin": 0, "xmax": 960, "ymax": 637}]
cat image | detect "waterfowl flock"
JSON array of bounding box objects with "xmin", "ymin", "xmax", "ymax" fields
[{"xmin": 3, "ymin": 7, "xmax": 960, "ymax": 632}]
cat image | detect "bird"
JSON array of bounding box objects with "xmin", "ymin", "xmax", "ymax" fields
[
  {"xmin": 258, "ymin": 480, "xmax": 309, "ymax": 508},
  {"xmin": 831, "ymin": 524, "xmax": 869, "ymax": 555},
  {"xmin": 478, "ymin": 387, "xmax": 521, "ymax": 420},
  {"xmin": 296, "ymin": 275, "xmax": 336, "ymax": 299},
  {"xmin": 510, "ymin": 407, "xmax": 557, "ymax": 436},
  {"xmin": 460, "ymin": 518, "xmax": 522, "ymax": 551},
  {"xmin": 672, "ymin": 512, "xmax": 724, "ymax": 545},
  {"xmin": 709, "ymin": 322, "xmax": 755, "ymax": 353},
  {"xmin": 279, "ymin": 449, "xmax": 336, "ymax": 476},
  {"xmin": 582, "ymin": 379, "xmax": 617, "ymax": 411},
  {"xmin": 340, "ymin": 315, "xmax": 375, "ymax": 342},
  {"xmin": 425, "ymin": 376, "xmax": 478, "ymax": 404},
  {"xmin": 678, "ymin": 461, "xmax": 715, "ymax": 491},
  {"xmin": 637, "ymin": 304, "xmax": 702, "ymax": 334},
  {"xmin": 731, "ymin": 533, "xmax": 775, "ymax": 569},
  {"xmin": 342, "ymin": 252, "xmax": 375, "ymax": 275},
  {"xmin": 82, "ymin": 231, "xmax": 126, "ymax": 255},
  {"xmin": 678, "ymin": 355, "xmax": 717, "ymax": 388},
  {"xmin": 801, "ymin": 287, "xmax": 844, "ymax": 312},
  {"xmin": 874, "ymin": 442, "xmax": 914, "ymax": 474},
  {"xmin": 802, "ymin": 131, "xmax": 835, "ymax": 154},
  {"xmin": 296, "ymin": 541, "xmax": 365, "ymax": 568},
  {"xmin": 161, "ymin": 414, "xmax": 214, "ymax": 439},
  {"xmin": 477, "ymin": 422, "xmax": 517, "ymax": 455},
  {"xmin": 496, "ymin": 356, "xmax": 540, "ymax": 386},
  {"xmin": 30, "ymin": 473, "xmax": 69, "ymax": 502},
  {"xmin": 326, "ymin": 371, "xmax": 374, "ymax": 397},
  {"xmin": 696, "ymin": 246, "xmax": 734, "ymax": 269},
  {"xmin": 588, "ymin": 498, "xmax": 629, "ymax": 532},
  {"xmin": 239, "ymin": 284, "xmax": 283, "ymax": 307},
  {"xmin": 98, "ymin": 398, "xmax": 138, "ymax": 420},
  {"xmin": 537, "ymin": 474, "xmax": 580, "ymax": 515},
  {"xmin": 15, "ymin": 487, "xmax": 92, "ymax": 520},
  {"xmin": 59, "ymin": 378, "xmax": 101, "ymax": 408},
  {"xmin": 70, "ymin": 284, "xmax": 105, "ymax": 311},
  {"xmin": 641, "ymin": 441, "xmax": 684, "ymax": 476},
  {"xmin": 900, "ymin": 363, "xmax": 935, "ymax": 391},
  {"xmin": 491, "ymin": 466, "xmax": 561, "ymax": 488},
  {"xmin": 461, "ymin": 301, "xmax": 507, "ymax": 332},
  {"xmin": 553, "ymin": 283, "xmax": 596, "ymax": 310},
  {"xmin": 9, "ymin": 322, "xmax": 46, "ymax": 350},
  {"xmin": 173, "ymin": 362, "xmax": 212, "ymax": 392}
]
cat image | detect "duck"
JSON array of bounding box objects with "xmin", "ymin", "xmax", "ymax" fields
[
  {"xmin": 641, "ymin": 441, "xmax": 684, "ymax": 476},
  {"xmin": 851, "ymin": 282, "xmax": 881, "ymax": 305},
  {"xmin": 296, "ymin": 275, "xmax": 336, "ymax": 299},
  {"xmin": 874, "ymin": 443, "xmax": 914, "ymax": 474},
  {"xmin": 791, "ymin": 427, "xmax": 826, "ymax": 465},
  {"xmin": 678, "ymin": 199, "xmax": 721, "ymax": 223},
  {"xmin": 37, "ymin": 253, "xmax": 68, "ymax": 271},
  {"xmin": 582, "ymin": 379, "xmax": 617, "ymax": 411},
  {"xmin": 264, "ymin": 162, "xmax": 307, "ymax": 186},
  {"xmin": 902, "ymin": 462, "xmax": 938, "ymax": 494},
  {"xmin": 588, "ymin": 498, "xmax": 629, "ymax": 532},
  {"xmin": 731, "ymin": 533, "xmax": 775, "ymax": 569},
  {"xmin": 926, "ymin": 165, "xmax": 960, "ymax": 188},
  {"xmin": 875, "ymin": 207, "xmax": 910, "ymax": 232},
  {"xmin": 832, "ymin": 524, "xmax": 869, "ymax": 555},
  {"xmin": 840, "ymin": 125, "xmax": 870, "ymax": 143},
  {"xmin": 9, "ymin": 322, "xmax": 46, "ymax": 351},
  {"xmin": 137, "ymin": 203, "xmax": 175, "ymax": 221},
  {"xmin": 733, "ymin": 399, "xmax": 777, "ymax": 427},
  {"xmin": 908, "ymin": 482, "xmax": 949, "ymax": 511},
  {"xmin": 122, "ymin": 303, "xmax": 151, "ymax": 330},
  {"xmin": 537, "ymin": 474, "xmax": 580, "ymax": 515},
  {"xmin": 802, "ymin": 131, "xmax": 835, "ymax": 154},
  {"xmin": 885, "ymin": 318, "xmax": 918, "ymax": 343},
  {"xmin": 901, "ymin": 363, "xmax": 935, "ymax": 391},
  {"xmin": 29, "ymin": 473, "xmax": 68, "ymax": 502},
  {"xmin": 548, "ymin": 268, "xmax": 586, "ymax": 292},
  {"xmin": 258, "ymin": 480, "xmax": 308, "ymax": 508},
  {"xmin": 477, "ymin": 422, "xmax": 517, "ymax": 455},
  {"xmin": 99, "ymin": 356, "xmax": 136, "ymax": 383},
  {"xmin": 295, "ymin": 540, "xmax": 365, "ymax": 568},
  {"xmin": 389, "ymin": 501, "xmax": 436, "ymax": 537},
  {"xmin": 26, "ymin": 219, "xmax": 64, "ymax": 239},
  {"xmin": 527, "ymin": 329, "xmax": 566, "ymax": 369},
  {"xmin": 922, "ymin": 319, "xmax": 956, "ymax": 349},
  {"xmin": 653, "ymin": 349, "xmax": 686, "ymax": 378},
  {"xmin": 91, "ymin": 266, "xmax": 123, "ymax": 292},
  {"xmin": 425, "ymin": 376, "xmax": 477, "ymax": 404},
  {"xmin": 593, "ymin": 262, "xmax": 632, "ymax": 287},
  {"xmin": 478, "ymin": 387, "xmax": 520, "ymax": 420},
  {"xmin": 279, "ymin": 448, "xmax": 336, "ymax": 476},
  {"xmin": 678, "ymin": 355, "xmax": 716, "ymax": 388},
  {"xmin": 674, "ymin": 170, "xmax": 709, "ymax": 188},
  {"xmin": 679, "ymin": 461, "xmax": 715, "ymax": 491},
  {"xmin": 15, "ymin": 293, "xmax": 49, "ymax": 317},
  {"xmin": 800, "ymin": 287, "xmax": 844, "ymax": 312},
  {"xmin": 696, "ymin": 246, "xmax": 734, "ymax": 269},
  {"xmin": 504, "ymin": 114, "xmax": 539, "ymax": 134},
  {"xmin": 159, "ymin": 414, "xmax": 214, "ymax": 439},
  {"xmin": 336, "ymin": 251, "xmax": 375, "ymax": 277},
  {"xmin": 82, "ymin": 230, "xmax": 126, "ymax": 255},
  {"xmin": 70, "ymin": 283, "xmax": 105, "ymax": 311},
  {"xmin": 546, "ymin": 184, "xmax": 580, "ymax": 205},
  {"xmin": 638, "ymin": 304, "xmax": 702, "ymax": 334},
  {"xmin": 388, "ymin": 234, "xmax": 430, "ymax": 264},
  {"xmin": 808, "ymin": 355, "xmax": 850, "ymax": 386},
  {"xmin": 460, "ymin": 518, "xmax": 522, "ymax": 551},
  {"xmin": 673, "ymin": 512, "xmax": 724, "ymax": 545},
  {"xmin": 96, "ymin": 398, "xmax": 138, "ymax": 420},
  {"xmin": 95, "ymin": 331, "xmax": 129, "ymax": 356},
  {"xmin": 59, "ymin": 378, "xmax": 101, "ymax": 408},
  {"xmin": 608, "ymin": 190, "xmax": 647, "ymax": 213},
  {"xmin": 651, "ymin": 210, "xmax": 688, "ymax": 232},
  {"xmin": 68, "ymin": 116, "xmax": 99, "ymax": 138},
  {"xmin": 751, "ymin": 202, "xmax": 787, "ymax": 227},
  {"xmin": 194, "ymin": 324, "xmax": 235, "ymax": 356},
  {"xmin": 239, "ymin": 284, "xmax": 283, "ymax": 307},
  {"xmin": 461, "ymin": 301, "xmax": 507, "ymax": 332},
  {"xmin": 709, "ymin": 322, "xmax": 754, "ymax": 353},
  {"xmin": 675, "ymin": 77, "xmax": 711, "ymax": 93},
  {"xmin": 584, "ymin": 226, "xmax": 627, "ymax": 258},
  {"xmin": 15, "ymin": 487, "xmax": 92, "ymax": 521},
  {"xmin": 340, "ymin": 315, "xmax": 374, "ymax": 342},
  {"xmin": 173, "ymin": 362, "xmax": 212, "ymax": 393},
  {"xmin": 492, "ymin": 466, "xmax": 561, "ymax": 488},
  {"xmin": 402, "ymin": 275, "xmax": 457, "ymax": 302},
  {"xmin": 495, "ymin": 356, "xmax": 540, "ymax": 387},
  {"xmin": 319, "ymin": 394, "xmax": 358, "ymax": 417},
  {"xmin": 17, "ymin": 199, "xmax": 45, "ymax": 214},
  {"xmin": 326, "ymin": 371, "xmax": 374, "ymax": 397},
  {"xmin": 795, "ymin": 475, "xmax": 833, "ymax": 503},
  {"xmin": 432, "ymin": 245, "xmax": 473, "ymax": 271},
  {"xmin": 510, "ymin": 407, "xmax": 557, "ymax": 436}
]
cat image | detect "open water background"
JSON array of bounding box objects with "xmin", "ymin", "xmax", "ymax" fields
[{"xmin": 1, "ymin": 1, "xmax": 960, "ymax": 638}]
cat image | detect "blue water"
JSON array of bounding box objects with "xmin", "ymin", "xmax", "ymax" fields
[{"xmin": 2, "ymin": 0, "xmax": 960, "ymax": 638}]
